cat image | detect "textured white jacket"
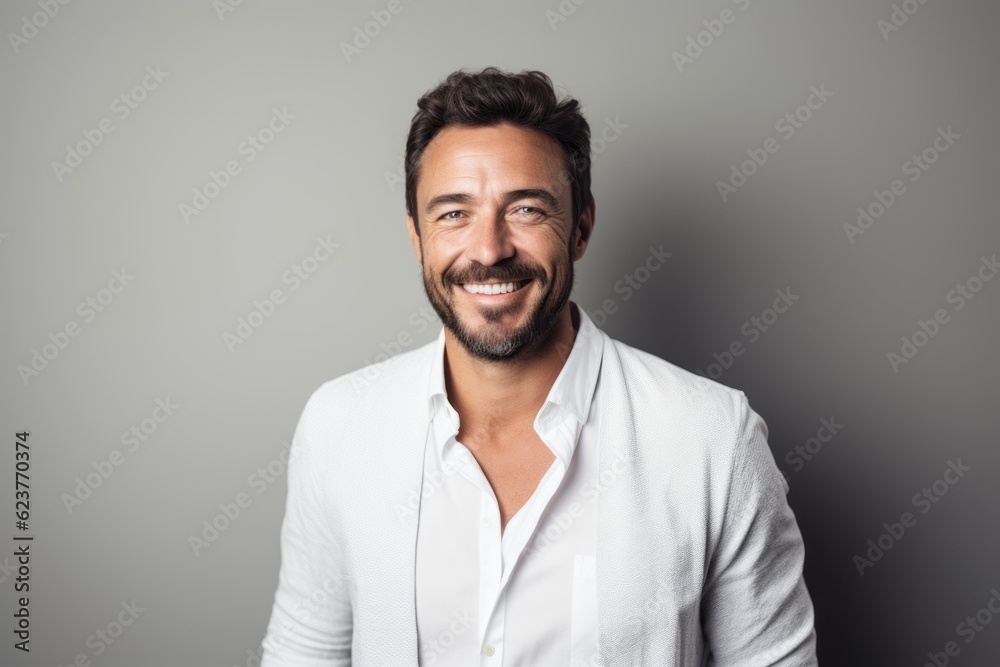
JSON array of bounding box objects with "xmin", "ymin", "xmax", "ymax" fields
[{"xmin": 260, "ymin": 324, "xmax": 818, "ymax": 666}]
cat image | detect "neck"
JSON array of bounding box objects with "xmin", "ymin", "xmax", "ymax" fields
[{"xmin": 443, "ymin": 301, "xmax": 580, "ymax": 433}]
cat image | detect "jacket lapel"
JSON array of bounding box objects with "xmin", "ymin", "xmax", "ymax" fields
[
  {"xmin": 346, "ymin": 349, "xmax": 430, "ymax": 665},
  {"xmin": 595, "ymin": 330, "xmax": 652, "ymax": 664}
]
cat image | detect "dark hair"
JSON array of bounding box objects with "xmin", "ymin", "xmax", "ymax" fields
[{"xmin": 405, "ymin": 67, "xmax": 593, "ymax": 237}]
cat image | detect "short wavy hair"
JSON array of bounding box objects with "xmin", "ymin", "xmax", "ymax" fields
[{"xmin": 405, "ymin": 66, "xmax": 593, "ymax": 238}]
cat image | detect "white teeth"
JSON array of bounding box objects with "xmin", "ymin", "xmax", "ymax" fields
[{"xmin": 462, "ymin": 280, "xmax": 527, "ymax": 295}]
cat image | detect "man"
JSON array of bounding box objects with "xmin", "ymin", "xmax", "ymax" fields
[{"xmin": 260, "ymin": 67, "xmax": 818, "ymax": 666}]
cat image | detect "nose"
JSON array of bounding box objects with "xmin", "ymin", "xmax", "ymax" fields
[{"xmin": 465, "ymin": 215, "xmax": 514, "ymax": 268}]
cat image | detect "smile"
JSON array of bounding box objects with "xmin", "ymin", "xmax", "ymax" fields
[{"xmin": 459, "ymin": 279, "xmax": 532, "ymax": 295}]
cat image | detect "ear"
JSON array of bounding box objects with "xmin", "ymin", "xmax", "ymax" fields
[
  {"xmin": 406, "ymin": 213, "xmax": 422, "ymax": 268},
  {"xmin": 571, "ymin": 197, "xmax": 596, "ymax": 261}
]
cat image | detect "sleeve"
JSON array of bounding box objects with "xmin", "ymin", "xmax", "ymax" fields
[
  {"xmin": 260, "ymin": 390, "xmax": 353, "ymax": 666},
  {"xmin": 700, "ymin": 391, "xmax": 818, "ymax": 666}
]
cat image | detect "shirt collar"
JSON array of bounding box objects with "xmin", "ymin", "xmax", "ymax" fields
[{"xmin": 426, "ymin": 300, "xmax": 604, "ymax": 433}]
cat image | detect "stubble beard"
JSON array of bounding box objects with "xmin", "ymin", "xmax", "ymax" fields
[{"xmin": 420, "ymin": 251, "xmax": 574, "ymax": 363}]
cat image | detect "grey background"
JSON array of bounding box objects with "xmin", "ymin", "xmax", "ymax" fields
[{"xmin": 2, "ymin": 0, "xmax": 998, "ymax": 665}]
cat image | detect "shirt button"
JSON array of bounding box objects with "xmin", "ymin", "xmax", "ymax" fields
[
  {"xmin": 482, "ymin": 517, "xmax": 492, "ymax": 527},
  {"xmin": 484, "ymin": 644, "xmax": 496, "ymax": 656}
]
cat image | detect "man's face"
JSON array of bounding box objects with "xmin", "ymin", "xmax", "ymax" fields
[{"xmin": 407, "ymin": 122, "xmax": 593, "ymax": 362}]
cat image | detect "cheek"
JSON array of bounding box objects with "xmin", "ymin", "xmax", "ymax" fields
[
  {"xmin": 424, "ymin": 231, "xmax": 467, "ymax": 261},
  {"xmin": 530, "ymin": 228, "xmax": 574, "ymax": 262},
  {"xmin": 423, "ymin": 250, "xmax": 460, "ymax": 282}
]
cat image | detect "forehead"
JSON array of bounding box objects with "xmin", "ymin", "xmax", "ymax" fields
[{"xmin": 417, "ymin": 123, "xmax": 567, "ymax": 199}]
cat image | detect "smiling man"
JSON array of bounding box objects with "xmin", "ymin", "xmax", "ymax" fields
[{"xmin": 260, "ymin": 67, "xmax": 818, "ymax": 666}]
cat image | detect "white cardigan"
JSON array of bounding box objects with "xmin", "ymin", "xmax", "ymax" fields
[{"xmin": 260, "ymin": 325, "xmax": 818, "ymax": 666}]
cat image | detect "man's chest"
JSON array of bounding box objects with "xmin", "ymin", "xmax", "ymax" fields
[
  {"xmin": 459, "ymin": 429, "xmax": 557, "ymax": 533},
  {"xmin": 413, "ymin": 410, "xmax": 601, "ymax": 666}
]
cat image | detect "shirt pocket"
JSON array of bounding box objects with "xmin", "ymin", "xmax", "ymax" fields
[{"xmin": 570, "ymin": 554, "xmax": 598, "ymax": 666}]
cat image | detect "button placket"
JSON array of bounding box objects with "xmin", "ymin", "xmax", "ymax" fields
[
  {"xmin": 481, "ymin": 585, "xmax": 506, "ymax": 664},
  {"xmin": 477, "ymin": 484, "xmax": 503, "ymax": 657}
]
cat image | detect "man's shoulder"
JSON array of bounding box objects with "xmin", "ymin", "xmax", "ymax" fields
[
  {"xmin": 606, "ymin": 334, "xmax": 748, "ymax": 421},
  {"xmin": 297, "ymin": 329, "xmax": 750, "ymax": 431},
  {"xmin": 607, "ymin": 335, "xmax": 778, "ymax": 502},
  {"xmin": 300, "ymin": 335, "xmax": 438, "ymax": 417}
]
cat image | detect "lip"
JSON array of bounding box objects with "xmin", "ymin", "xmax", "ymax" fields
[{"xmin": 455, "ymin": 278, "xmax": 533, "ymax": 302}]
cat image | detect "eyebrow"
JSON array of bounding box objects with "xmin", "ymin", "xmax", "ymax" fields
[{"xmin": 424, "ymin": 188, "xmax": 561, "ymax": 216}]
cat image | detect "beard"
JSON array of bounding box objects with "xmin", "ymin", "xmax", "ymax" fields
[{"xmin": 420, "ymin": 252, "xmax": 574, "ymax": 363}]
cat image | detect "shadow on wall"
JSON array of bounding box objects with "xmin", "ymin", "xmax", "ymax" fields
[{"xmin": 586, "ymin": 159, "xmax": 902, "ymax": 666}]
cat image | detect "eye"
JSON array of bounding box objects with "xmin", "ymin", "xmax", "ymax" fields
[
  {"xmin": 514, "ymin": 206, "xmax": 546, "ymax": 219},
  {"xmin": 441, "ymin": 211, "xmax": 465, "ymax": 220}
]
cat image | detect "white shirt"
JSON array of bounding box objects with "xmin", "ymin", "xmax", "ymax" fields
[
  {"xmin": 415, "ymin": 301, "xmax": 605, "ymax": 666},
  {"xmin": 259, "ymin": 302, "xmax": 818, "ymax": 666}
]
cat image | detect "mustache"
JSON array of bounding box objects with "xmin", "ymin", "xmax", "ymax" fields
[{"xmin": 446, "ymin": 266, "xmax": 542, "ymax": 284}]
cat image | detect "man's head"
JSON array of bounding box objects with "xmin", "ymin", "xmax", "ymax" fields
[{"xmin": 404, "ymin": 67, "xmax": 595, "ymax": 362}]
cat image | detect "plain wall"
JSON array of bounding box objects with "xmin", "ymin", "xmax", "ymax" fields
[{"xmin": 2, "ymin": 0, "xmax": 998, "ymax": 664}]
